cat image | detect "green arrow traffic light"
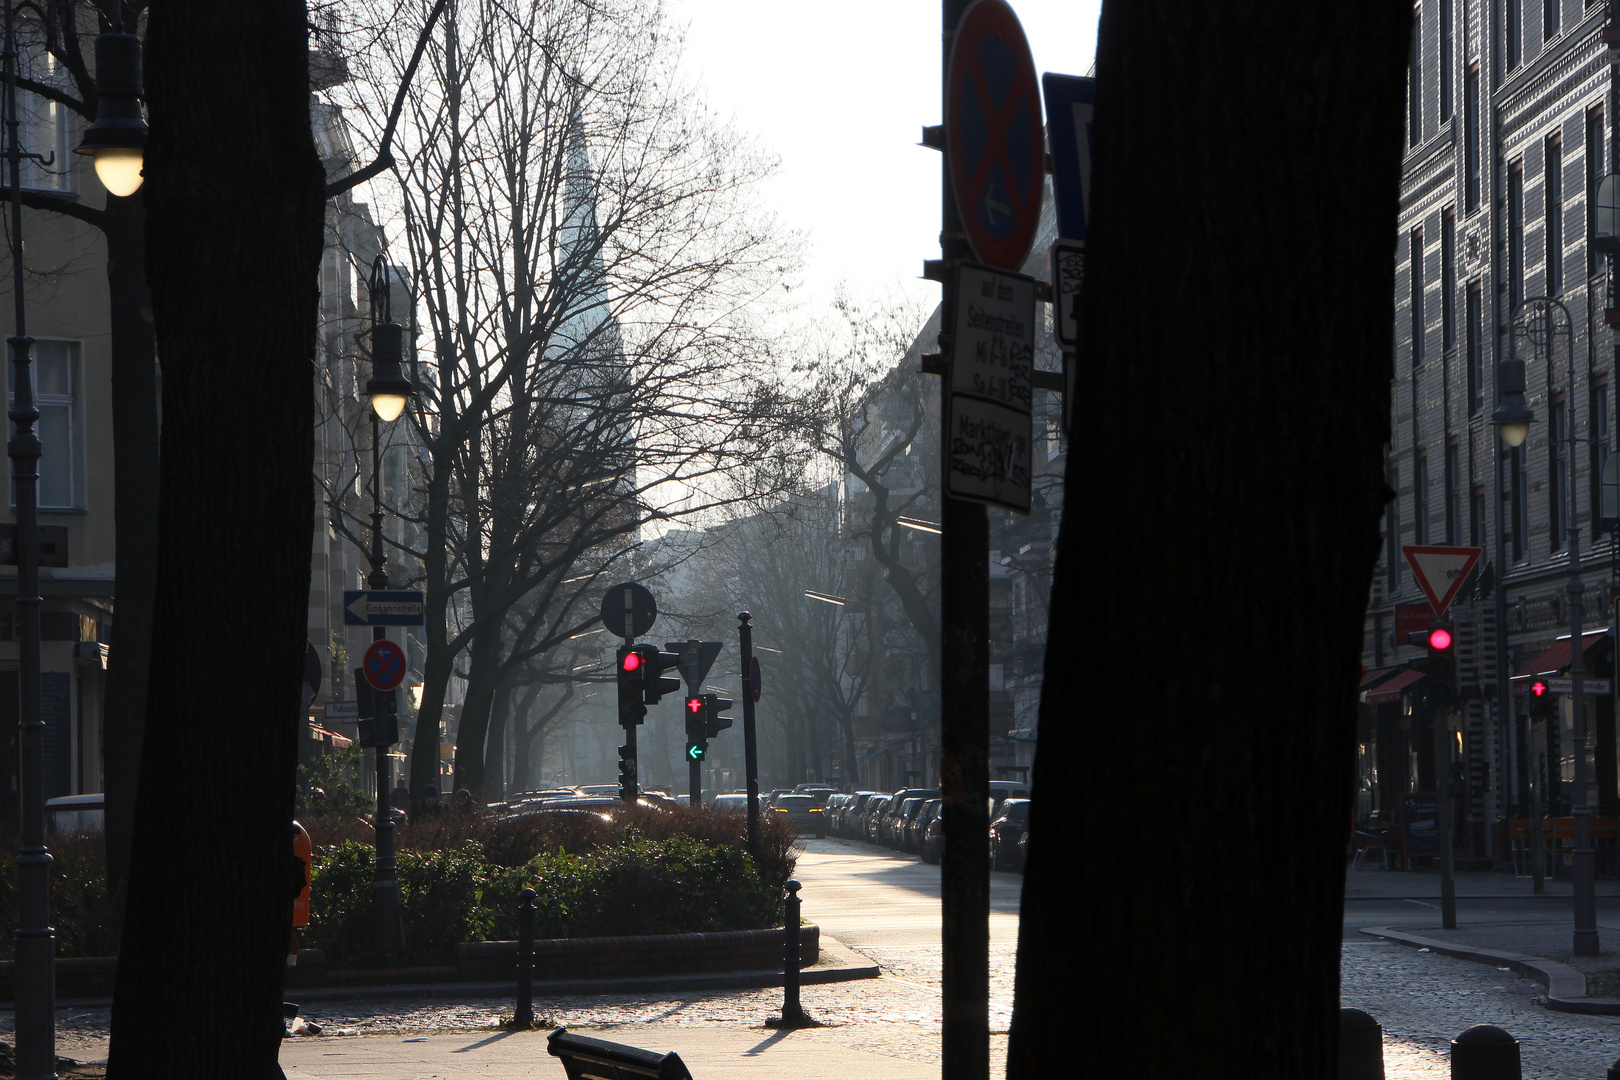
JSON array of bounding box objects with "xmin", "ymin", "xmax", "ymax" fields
[{"xmin": 686, "ymin": 740, "xmax": 706, "ymax": 762}]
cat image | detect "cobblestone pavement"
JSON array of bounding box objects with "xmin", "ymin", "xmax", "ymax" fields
[{"xmin": 1341, "ymin": 939, "xmax": 1620, "ymax": 1078}]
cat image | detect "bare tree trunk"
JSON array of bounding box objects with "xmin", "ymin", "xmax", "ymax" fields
[
  {"xmin": 484, "ymin": 674, "xmax": 514, "ymax": 801},
  {"xmin": 1006, "ymin": 4, "xmax": 1410, "ymax": 1076},
  {"xmin": 107, "ymin": 2, "xmax": 325, "ymax": 1076}
]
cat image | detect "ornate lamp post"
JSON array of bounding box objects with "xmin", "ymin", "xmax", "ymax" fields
[
  {"xmin": 363, "ymin": 254, "xmax": 411, "ymax": 960},
  {"xmin": 1495, "ymin": 296, "xmax": 1598, "ymax": 956}
]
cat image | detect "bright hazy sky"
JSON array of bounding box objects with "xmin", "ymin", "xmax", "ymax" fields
[{"xmin": 664, "ymin": 0, "xmax": 1104, "ymax": 317}]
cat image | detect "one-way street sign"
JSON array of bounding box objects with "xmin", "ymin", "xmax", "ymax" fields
[{"xmin": 344, "ymin": 589, "xmax": 426, "ymax": 627}]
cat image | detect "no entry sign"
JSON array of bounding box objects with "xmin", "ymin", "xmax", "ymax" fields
[
  {"xmin": 363, "ymin": 638, "xmax": 407, "ymax": 692},
  {"xmin": 946, "ymin": 0, "xmax": 1045, "ymax": 270}
]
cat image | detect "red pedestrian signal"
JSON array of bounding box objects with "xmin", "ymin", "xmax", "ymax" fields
[
  {"xmin": 687, "ymin": 696, "xmax": 703, "ymax": 714},
  {"xmin": 1429, "ymin": 627, "xmax": 1453, "ymax": 650},
  {"xmin": 1531, "ymin": 680, "xmax": 1549, "ymax": 698}
]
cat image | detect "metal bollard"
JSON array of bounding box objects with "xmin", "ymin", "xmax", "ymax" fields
[
  {"xmin": 1339, "ymin": 1008, "xmax": 1384, "ymax": 1080},
  {"xmin": 1450, "ymin": 1024, "xmax": 1520, "ymax": 1080},
  {"xmin": 513, "ymin": 887, "xmax": 536, "ymax": 1027},
  {"xmin": 782, "ymin": 879, "xmax": 804, "ymax": 1024}
]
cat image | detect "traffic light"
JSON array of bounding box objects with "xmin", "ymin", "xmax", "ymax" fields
[
  {"xmin": 684, "ymin": 694, "xmax": 708, "ymax": 762},
  {"xmin": 701, "ymin": 693, "xmax": 734, "ymax": 739},
  {"xmin": 637, "ymin": 645, "xmax": 681, "ymax": 705},
  {"xmin": 1529, "ymin": 678, "xmax": 1558, "ymax": 720},
  {"xmin": 617, "ymin": 645, "xmax": 647, "ymax": 726},
  {"xmin": 617, "ymin": 742, "xmax": 637, "ymax": 801},
  {"xmin": 1405, "ymin": 623, "xmax": 1456, "ymax": 713},
  {"xmin": 358, "ymin": 689, "xmax": 399, "ymax": 748}
]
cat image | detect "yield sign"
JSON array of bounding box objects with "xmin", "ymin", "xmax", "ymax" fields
[
  {"xmin": 1402, "ymin": 545, "xmax": 1482, "ymax": 617},
  {"xmin": 667, "ymin": 640, "xmax": 722, "ymax": 690}
]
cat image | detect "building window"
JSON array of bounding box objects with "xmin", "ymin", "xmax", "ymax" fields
[
  {"xmin": 9, "ymin": 340, "xmax": 81, "ymax": 510},
  {"xmin": 1512, "ymin": 443, "xmax": 1528, "ymax": 561},
  {"xmin": 1410, "ymin": 7, "xmax": 1423, "ymax": 145},
  {"xmin": 1466, "ymin": 65, "xmax": 1481, "ymax": 212},
  {"xmin": 1445, "ymin": 442, "xmax": 1461, "ymax": 544},
  {"xmin": 1508, "ymin": 0, "xmax": 1522, "ymax": 68},
  {"xmin": 1467, "ymin": 282, "xmax": 1484, "ymax": 414},
  {"xmin": 1547, "ymin": 133, "xmax": 1563, "ymax": 295},
  {"xmin": 1509, "ymin": 161, "xmax": 1525, "ymax": 309},
  {"xmin": 1589, "ymin": 105, "xmax": 1605, "ymax": 275},
  {"xmin": 1440, "ymin": 0, "xmax": 1453, "ymax": 119},
  {"xmin": 1592, "ymin": 382, "xmax": 1611, "ymax": 520},
  {"xmin": 1545, "ymin": 0, "xmax": 1560, "ymax": 38},
  {"xmin": 1442, "ymin": 208, "xmax": 1456, "ymax": 350},
  {"xmin": 1415, "ymin": 451, "xmax": 1430, "ymax": 544},
  {"xmin": 1471, "ymin": 485, "xmax": 1486, "ymax": 548},
  {"xmin": 1387, "ymin": 465, "xmax": 1401, "ymax": 589},
  {"xmin": 1551, "ymin": 398, "xmax": 1567, "ymax": 550},
  {"xmin": 1412, "ymin": 228, "xmax": 1425, "ymax": 367},
  {"xmin": 14, "ymin": 33, "xmax": 73, "ymax": 194}
]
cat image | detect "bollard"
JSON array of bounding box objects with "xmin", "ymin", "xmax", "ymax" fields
[
  {"xmin": 1609, "ymin": 1054, "xmax": 1620, "ymax": 1080},
  {"xmin": 1450, "ymin": 1024, "xmax": 1520, "ymax": 1080},
  {"xmin": 1339, "ymin": 1008, "xmax": 1384, "ymax": 1080},
  {"xmin": 513, "ymin": 888, "xmax": 536, "ymax": 1028},
  {"xmin": 782, "ymin": 880, "xmax": 804, "ymax": 1024}
]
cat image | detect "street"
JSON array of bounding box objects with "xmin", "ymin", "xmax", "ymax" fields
[{"xmin": 4, "ymin": 837, "xmax": 1025, "ymax": 1077}]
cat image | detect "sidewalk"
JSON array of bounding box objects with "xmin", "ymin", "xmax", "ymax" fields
[
  {"xmin": 1347, "ymin": 866, "xmax": 1620, "ymax": 1013},
  {"xmin": 278, "ymin": 1024, "xmax": 980, "ymax": 1080}
]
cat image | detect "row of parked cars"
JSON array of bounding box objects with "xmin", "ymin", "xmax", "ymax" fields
[{"xmin": 820, "ymin": 781, "xmax": 1033, "ymax": 873}]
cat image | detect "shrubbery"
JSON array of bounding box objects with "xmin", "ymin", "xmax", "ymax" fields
[{"xmin": 0, "ymin": 801, "xmax": 798, "ymax": 966}]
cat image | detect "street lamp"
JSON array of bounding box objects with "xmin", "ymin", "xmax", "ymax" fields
[
  {"xmin": 72, "ymin": 25, "xmax": 148, "ymax": 197},
  {"xmin": 2, "ymin": 0, "xmax": 54, "ymax": 1070},
  {"xmin": 362, "ymin": 254, "xmax": 412, "ymax": 961},
  {"xmin": 1496, "ymin": 296, "xmax": 1598, "ymax": 956}
]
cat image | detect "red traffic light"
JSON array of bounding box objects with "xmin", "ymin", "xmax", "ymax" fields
[
  {"xmin": 1531, "ymin": 680, "xmax": 1549, "ymax": 698},
  {"xmin": 622, "ymin": 652, "xmax": 642, "ymax": 672},
  {"xmin": 687, "ymin": 696, "xmax": 703, "ymax": 714},
  {"xmin": 1429, "ymin": 627, "xmax": 1453, "ymax": 650}
]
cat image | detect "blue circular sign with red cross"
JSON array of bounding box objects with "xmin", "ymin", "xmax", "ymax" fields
[
  {"xmin": 946, "ymin": 0, "xmax": 1045, "ymax": 271},
  {"xmin": 363, "ymin": 638, "xmax": 407, "ymax": 692}
]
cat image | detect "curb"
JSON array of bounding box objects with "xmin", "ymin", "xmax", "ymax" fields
[
  {"xmin": 1358, "ymin": 925, "xmax": 1620, "ymax": 1015},
  {"xmin": 0, "ymin": 935, "xmax": 883, "ymax": 1010}
]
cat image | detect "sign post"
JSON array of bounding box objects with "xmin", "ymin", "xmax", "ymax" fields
[
  {"xmin": 1041, "ymin": 72, "xmax": 1094, "ymax": 437},
  {"xmin": 935, "ymin": 3, "xmax": 1043, "ymax": 1077},
  {"xmin": 739, "ymin": 614, "xmax": 761, "ymax": 854}
]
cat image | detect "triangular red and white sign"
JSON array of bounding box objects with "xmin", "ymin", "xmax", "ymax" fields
[{"xmin": 1402, "ymin": 545, "xmax": 1482, "ymax": 617}]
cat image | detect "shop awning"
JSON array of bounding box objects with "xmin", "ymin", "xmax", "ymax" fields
[
  {"xmin": 310, "ymin": 725, "xmax": 352, "ymax": 748},
  {"xmin": 1360, "ymin": 666, "xmax": 1404, "ymax": 690},
  {"xmin": 1364, "ymin": 668, "xmax": 1425, "ymax": 704},
  {"xmin": 1513, "ymin": 631, "xmax": 1609, "ymax": 679}
]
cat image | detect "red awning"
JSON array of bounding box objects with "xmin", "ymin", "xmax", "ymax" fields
[
  {"xmin": 1364, "ymin": 668, "xmax": 1425, "ymax": 704},
  {"xmin": 310, "ymin": 725, "xmax": 352, "ymax": 749},
  {"xmin": 1513, "ymin": 631, "xmax": 1609, "ymax": 679},
  {"xmin": 1360, "ymin": 666, "xmax": 1403, "ymax": 689}
]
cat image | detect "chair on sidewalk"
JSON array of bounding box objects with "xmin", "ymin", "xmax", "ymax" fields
[{"xmin": 1350, "ymin": 829, "xmax": 1391, "ymax": 871}]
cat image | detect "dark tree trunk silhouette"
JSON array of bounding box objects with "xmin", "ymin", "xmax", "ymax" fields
[
  {"xmin": 106, "ymin": 2, "xmax": 325, "ymax": 1075},
  {"xmin": 1007, "ymin": 4, "xmax": 1411, "ymax": 1076}
]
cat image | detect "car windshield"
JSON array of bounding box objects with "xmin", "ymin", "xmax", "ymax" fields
[{"xmin": 1002, "ymin": 800, "xmax": 1030, "ymax": 824}]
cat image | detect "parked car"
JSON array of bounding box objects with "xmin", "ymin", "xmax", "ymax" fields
[
  {"xmin": 987, "ymin": 781, "xmax": 1031, "ymax": 821},
  {"xmin": 885, "ymin": 798, "xmax": 923, "ymax": 850},
  {"xmin": 841, "ymin": 791, "xmax": 883, "ymax": 838},
  {"xmin": 881, "ymin": 788, "xmax": 939, "ymax": 846},
  {"xmin": 768, "ymin": 794, "xmax": 828, "ymax": 838},
  {"xmin": 824, "ymin": 792, "xmax": 853, "ymax": 832},
  {"xmin": 990, "ymin": 798, "xmax": 1031, "ymax": 872},
  {"xmin": 919, "ymin": 801, "xmax": 945, "ymax": 864},
  {"xmin": 907, "ymin": 798, "xmax": 941, "ymax": 856},
  {"xmin": 711, "ymin": 793, "xmax": 750, "ymax": 816},
  {"xmin": 862, "ymin": 795, "xmax": 893, "ymax": 844}
]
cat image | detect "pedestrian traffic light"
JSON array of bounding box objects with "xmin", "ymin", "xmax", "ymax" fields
[
  {"xmin": 637, "ymin": 645, "xmax": 681, "ymax": 705},
  {"xmin": 701, "ymin": 693, "xmax": 734, "ymax": 739},
  {"xmin": 1529, "ymin": 679, "xmax": 1558, "ymax": 720},
  {"xmin": 617, "ymin": 742, "xmax": 637, "ymax": 801},
  {"xmin": 358, "ymin": 689, "xmax": 398, "ymax": 748},
  {"xmin": 617, "ymin": 645, "xmax": 647, "ymax": 726}
]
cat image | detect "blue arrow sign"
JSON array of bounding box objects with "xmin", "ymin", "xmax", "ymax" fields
[
  {"xmin": 343, "ymin": 589, "xmax": 426, "ymax": 627},
  {"xmin": 1041, "ymin": 73, "xmax": 1094, "ymax": 243}
]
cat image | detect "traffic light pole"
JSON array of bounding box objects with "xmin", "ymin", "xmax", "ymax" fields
[
  {"xmin": 1433, "ymin": 696, "xmax": 1457, "ymax": 929},
  {"xmin": 739, "ymin": 613, "xmax": 760, "ymax": 855}
]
